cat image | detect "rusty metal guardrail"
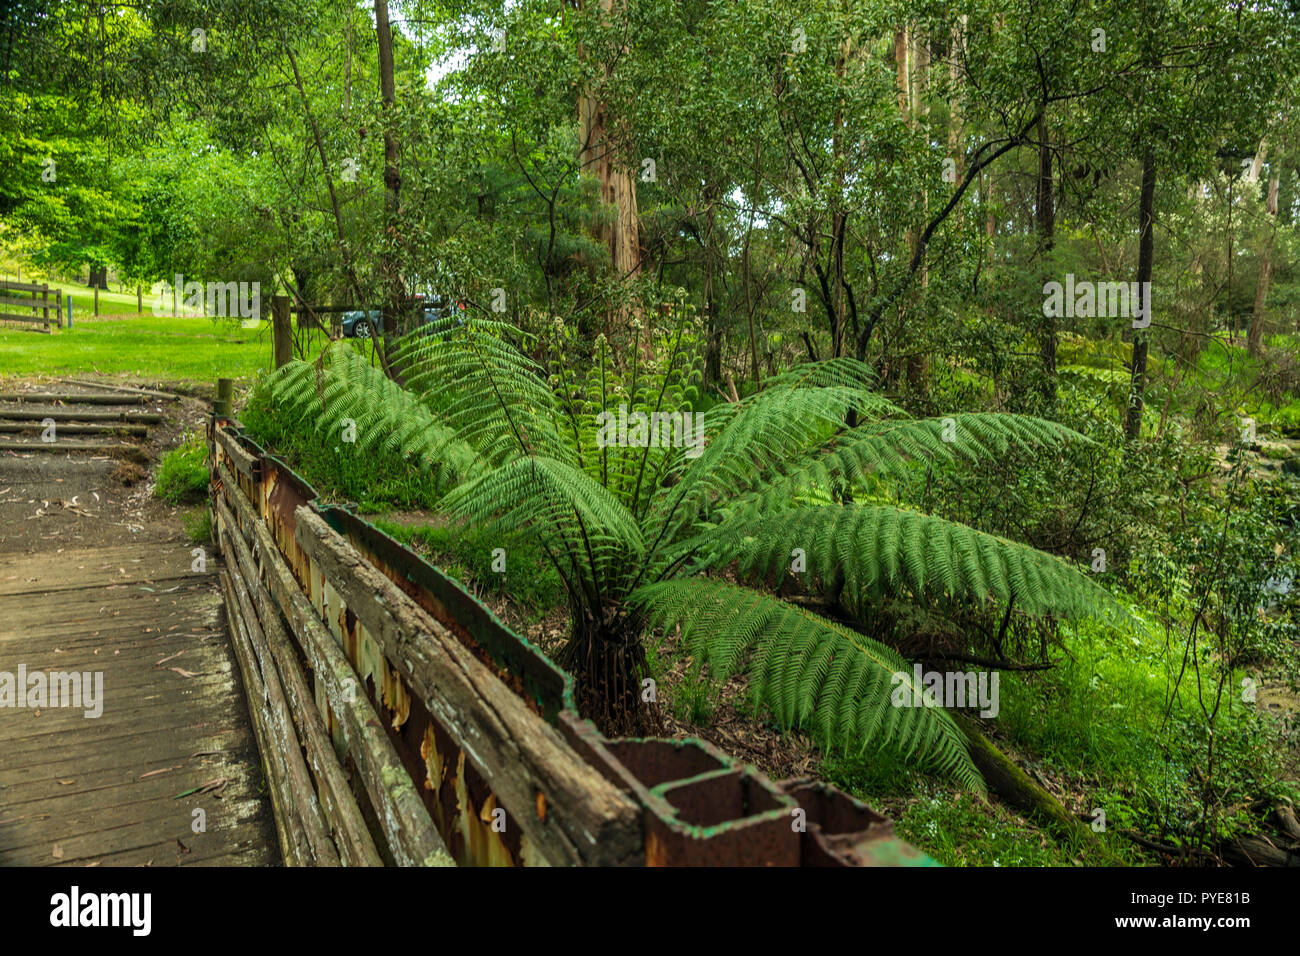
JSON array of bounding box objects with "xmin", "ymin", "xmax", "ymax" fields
[{"xmin": 208, "ymin": 409, "xmax": 937, "ymax": 867}]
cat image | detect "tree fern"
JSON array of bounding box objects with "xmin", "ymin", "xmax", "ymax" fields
[
  {"xmin": 260, "ymin": 329, "xmax": 1126, "ymax": 786},
  {"xmin": 439, "ymin": 454, "xmax": 644, "ymax": 598},
  {"xmin": 646, "ymin": 383, "xmax": 903, "ymax": 539},
  {"xmin": 393, "ymin": 316, "xmax": 568, "ymax": 465}
]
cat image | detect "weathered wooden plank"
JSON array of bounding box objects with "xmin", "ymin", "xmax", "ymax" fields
[
  {"xmin": 0, "ymin": 595, "xmax": 217, "ymax": 630},
  {"xmin": 0, "ymin": 440, "xmax": 147, "ymax": 460},
  {"xmin": 0, "ymin": 392, "xmax": 150, "ymax": 404},
  {"xmin": 0, "ymin": 676, "xmax": 242, "ymax": 743},
  {"xmin": 0, "ymin": 617, "xmax": 215, "ymax": 647},
  {"xmin": 57, "ymin": 378, "xmax": 181, "ymax": 402},
  {"xmin": 0, "ymin": 725, "xmax": 247, "ymax": 781},
  {"xmin": 0, "ymin": 280, "xmax": 50, "ymax": 293},
  {"xmin": 0, "ymin": 747, "xmax": 254, "ymax": 807},
  {"xmin": 0, "ymin": 311, "xmax": 52, "ymax": 324},
  {"xmin": 0, "ymin": 657, "xmax": 238, "ymax": 727},
  {"xmin": 0, "ymin": 295, "xmax": 53, "ymax": 310},
  {"xmin": 0, "ymin": 721, "xmax": 244, "ymax": 776},
  {"xmin": 0, "ymin": 621, "xmax": 218, "ymax": 655},
  {"xmin": 216, "ymin": 492, "xmax": 381, "ymax": 866},
  {"xmin": 0, "ymin": 571, "xmax": 198, "ymax": 600},
  {"xmin": 50, "ymin": 833, "xmax": 273, "ymax": 868},
  {"xmin": 214, "ymin": 469, "xmax": 453, "ymax": 866},
  {"xmin": 0, "ymin": 421, "xmax": 148, "ymax": 435},
  {"xmin": 294, "ymin": 506, "xmax": 642, "ymax": 866},
  {"xmin": 0, "ymin": 765, "xmax": 266, "ymax": 851},
  {"xmin": 218, "ymin": 500, "xmax": 343, "ymax": 866},
  {"xmin": 0, "ymin": 409, "xmax": 163, "ymax": 423},
  {"xmin": 1, "ymin": 797, "xmax": 271, "ymax": 866},
  {"xmin": 220, "ymin": 567, "xmax": 306, "ymax": 867},
  {"xmin": 0, "ymin": 635, "xmax": 230, "ymax": 674},
  {"xmin": 215, "ymin": 426, "xmax": 260, "ymax": 483}
]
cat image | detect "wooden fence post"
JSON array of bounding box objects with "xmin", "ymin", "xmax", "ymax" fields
[
  {"xmin": 93, "ymin": 285, "xmax": 99, "ymax": 316},
  {"xmin": 273, "ymin": 295, "xmax": 292, "ymax": 369},
  {"xmin": 214, "ymin": 377, "xmax": 234, "ymax": 419}
]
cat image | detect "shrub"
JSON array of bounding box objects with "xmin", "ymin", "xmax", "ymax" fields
[{"xmin": 155, "ymin": 433, "xmax": 209, "ymax": 504}]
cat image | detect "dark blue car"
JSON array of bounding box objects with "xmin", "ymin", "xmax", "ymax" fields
[
  {"xmin": 340, "ymin": 297, "xmax": 464, "ymax": 338},
  {"xmin": 340, "ymin": 309, "xmax": 380, "ymax": 338}
]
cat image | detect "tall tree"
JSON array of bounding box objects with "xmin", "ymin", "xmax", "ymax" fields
[
  {"xmin": 577, "ymin": 0, "xmax": 643, "ymax": 344},
  {"xmin": 1250, "ymin": 145, "xmax": 1283, "ymax": 356},
  {"xmin": 375, "ymin": 0, "xmax": 404, "ymax": 357},
  {"xmin": 1124, "ymin": 147, "xmax": 1157, "ymax": 439}
]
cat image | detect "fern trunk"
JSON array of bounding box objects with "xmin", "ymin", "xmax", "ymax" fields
[{"xmin": 558, "ymin": 608, "xmax": 660, "ymax": 737}]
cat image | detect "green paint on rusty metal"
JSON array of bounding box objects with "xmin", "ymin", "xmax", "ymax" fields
[
  {"xmin": 854, "ymin": 838, "xmax": 942, "ymax": 867},
  {"xmin": 646, "ymin": 769, "xmax": 798, "ymax": 840}
]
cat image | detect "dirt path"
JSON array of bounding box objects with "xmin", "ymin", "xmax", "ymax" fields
[{"xmin": 0, "ymin": 377, "xmax": 278, "ymax": 866}]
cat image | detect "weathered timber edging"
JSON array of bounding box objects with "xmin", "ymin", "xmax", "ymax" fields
[
  {"xmin": 0, "ymin": 409, "xmax": 164, "ymax": 423},
  {"xmin": 215, "ymin": 459, "xmax": 452, "ymax": 866},
  {"xmin": 294, "ymin": 506, "xmax": 641, "ymax": 865}
]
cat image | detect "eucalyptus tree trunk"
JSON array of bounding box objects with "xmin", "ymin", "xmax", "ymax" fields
[
  {"xmin": 1124, "ymin": 148, "xmax": 1157, "ymax": 440},
  {"xmin": 894, "ymin": 27, "xmax": 909, "ymax": 113},
  {"xmin": 374, "ymin": 0, "xmax": 403, "ymax": 356},
  {"xmin": 578, "ymin": 0, "xmax": 643, "ymax": 349},
  {"xmin": 1249, "ymin": 165, "xmax": 1280, "ymax": 356},
  {"xmin": 904, "ymin": 29, "xmax": 930, "ymax": 395},
  {"xmin": 947, "ymin": 18, "xmax": 966, "ymax": 192},
  {"xmin": 1036, "ymin": 114, "xmax": 1057, "ymax": 400}
]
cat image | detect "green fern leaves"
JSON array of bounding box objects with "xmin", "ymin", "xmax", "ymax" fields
[
  {"xmin": 263, "ymin": 347, "xmax": 482, "ymax": 491},
  {"xmin": 634, "ymin": 578, "xmax": 984, "ymax": 791},
  {"xmin": 684, "ymin": 504, "xmax": 1120, "ymax": 621}
]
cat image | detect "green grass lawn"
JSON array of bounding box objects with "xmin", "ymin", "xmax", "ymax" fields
[{"xmin": 0, "ymin": 313, "xmax": 278, "ymax": 380}]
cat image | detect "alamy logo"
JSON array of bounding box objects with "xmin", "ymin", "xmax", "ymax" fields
[
  {"xmin": 1042, "ymin": 274, "xmax": 1151, "ymax": 328},
  {"xmin": 595, "ymin": 404, "xmax": 705, "ymax": 458},
  {"xmin": 50, "ymin": 886, "xmax": 151, "ymax": 936},
  {"xmin": 890, "ymin": 664, "xmax": 1000, "ymax": 718},
  {"xmin": 0, "ymin": 665, "xmax": 103, "ymax": 718},
  {"xmin": 153, "ymin": 274, "xmax": 260, "ymax": 320}
]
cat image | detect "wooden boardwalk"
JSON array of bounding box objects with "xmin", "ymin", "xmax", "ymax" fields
[{"xmin": 0, "ymin": 387, "xmax": 277, "ymax": 866}]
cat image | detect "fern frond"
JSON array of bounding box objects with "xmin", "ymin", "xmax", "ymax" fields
[
  {"xmin": 731, "ymin": 413, "xmax": 1088, "ymax": 516},
  {"xmin": 683, "ymin": 504, "xmax": 1121, "ymax": 621},
  {"xmin": 761, "ymin": 356, "xmax": 879, "ymax": 391},
  {"xmin": 393, "ymin": 317, "xmax": 571, "ymax": 466},
  {"xmin": 439, "ymin": 455, "xmax": 644, "ymax": 588},
  {"xmin": 633, "ymin": 578, "xmax": 983, "ymax": 791},
  {"xmin": 264, "ymin": 347, "xmax": 482, "ymax": 490},
  {"xmin": 646, "ymin": 383, "xmax": 901, "ymax": 542}
]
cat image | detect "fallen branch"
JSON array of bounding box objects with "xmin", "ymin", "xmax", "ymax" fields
[
  {"xmin": 923, "ymin": 651, "xmax": 1057, "ymax": 672},
  {"xmin": 951, "ymin": 711, "xmax": 1123, "ymax": 862}
]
